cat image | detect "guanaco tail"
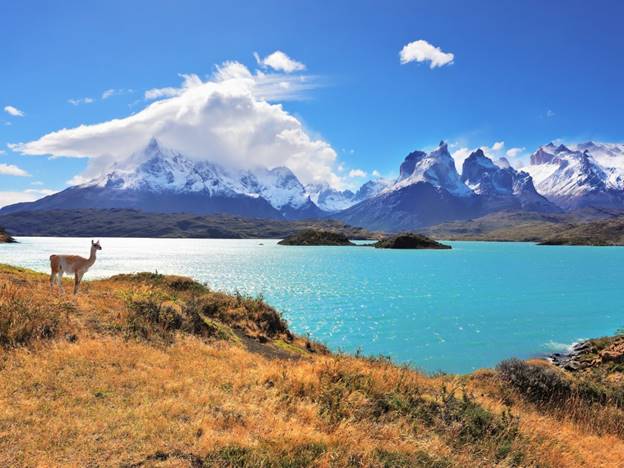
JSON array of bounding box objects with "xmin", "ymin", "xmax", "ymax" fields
[{"xmin": 50, "ymin": 240, "xmax": 102, "ymax": 294}]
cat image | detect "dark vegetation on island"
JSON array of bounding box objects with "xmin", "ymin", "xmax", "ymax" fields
[
  {"xmin": 0, "ymin": 208, "xmax": 378, "ymax": 240},
  {"xmin": 374, "ymin": 233, "xmax": 452, "ymax": 249},
  {"xmin": 0, "ymin": 228, "xmax": 15, "ymax": 243},
  {"xmin": 1, "ymin": 263, "xmax": 623, "ymax": 465},
  {"xmin": 278, "ymin": 230, "xmax": 355, "ymax": 246}
]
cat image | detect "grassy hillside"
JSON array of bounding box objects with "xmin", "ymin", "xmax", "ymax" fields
[
  {"xmin": 1, "ymin": 264, "xmax": 624, "ymax": 466},
  {"xmin": 0, "ymin": 209, "xmax": 379, "ymax": 240}
]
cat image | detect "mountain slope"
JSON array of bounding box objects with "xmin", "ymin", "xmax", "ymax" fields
[
  {"xmin": 0, "ymin": 209, "xmax": 378, "ymax": 239},
  {"xmin": 523, "ymin": 142, "xmax": 624, "ymax": 209},
  {"xmin": 0, "ymin": 138, "xmax": 324, "ymax": 220},
  {"xmin": 461, "ymin": 149, "xmax": 559, "ymax": 213}
]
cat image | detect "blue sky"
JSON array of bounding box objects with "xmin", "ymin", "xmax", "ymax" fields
[{"xmin": 1, "ymin": 0, "xmax": 623, "ymax": 205}]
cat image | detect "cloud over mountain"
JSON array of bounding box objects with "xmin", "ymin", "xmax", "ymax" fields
[{"xmin": 11, "ymin": 61, "xmax": 342, "ymax": 188}]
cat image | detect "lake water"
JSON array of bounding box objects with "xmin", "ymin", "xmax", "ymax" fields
[{"xmin": 1, "ymin": 237, "xmax": 623, "ymax": 373}]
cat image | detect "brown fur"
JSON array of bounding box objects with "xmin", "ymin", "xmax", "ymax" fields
[{"xmin": 50, "ymin": 240, "xmax": 102, "ymax": 294}]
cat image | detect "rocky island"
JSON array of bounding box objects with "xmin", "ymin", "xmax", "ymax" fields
[
  {"xmin": 373, "ymin": 233, "xmax": 451, "ymax": 249},
  {"xmin": 278, "ymin": 229, "xmax": 356, "ymax": 246},
  {"xmin": 0, "ymin": 227, "xmax": 15, "ymax": 243}
]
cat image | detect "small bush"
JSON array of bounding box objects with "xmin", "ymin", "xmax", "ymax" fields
[
  {"xmin": 202, "ymin": 443, "xmax": 326, "ymax": 467},
  {"xmin": 0, "ymin": 283, "xmax": 63, "ymax": 347},
  {"xmin": 122, "ymin": 286, "xmax": 179, "ymax": 342},
  {"xmin": 375, "ymin": 449, "xmax": 451, "ymax": 468},
  {"xmin": 497, "ymin": 358, "xmax": 572, "ymax": 406}
]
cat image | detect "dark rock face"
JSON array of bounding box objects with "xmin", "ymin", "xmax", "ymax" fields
[
  {"xmin": 461, "ymin": 149, "xmax": 560, "ymax": 214},
  {"xmin": 278, "ymin": 230, "xmax": 355, "ymax": 246},
  {"xmin": 373, "ymin": 233, "xmax": 451, "ymax": 249},
  {"xmin": 398, "ymin": 150, "xmax": 427, "ymax": 181},
  {"xmin": 337, "ymin": 182, "xmax": 481, "ymax": 232}
]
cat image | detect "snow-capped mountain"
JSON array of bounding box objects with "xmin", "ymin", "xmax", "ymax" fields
[
  {"xmin": 4, "ymin": 136, "xmax": 623, "ymax": 230},
  {"xmin": 394, "ymin": 141, "xmax": 471, "ymax": 197},
  {"xmin": 307, "ymin": 177, "xmax": 392, "ymax": 212},
  {"xmin": 523, "ymin": 142, "xmax": 624, "ymax": 209},
  {"xmin": 461, "ymin": 149, "xmax": 558, "ymax": 213},
  {"xmin": 337, "ymin": 141, "xmax": 558, "ymax": 231},
  {"xmin": 0, "ymin": 138, "xmax": 323, "ymax": 219}
]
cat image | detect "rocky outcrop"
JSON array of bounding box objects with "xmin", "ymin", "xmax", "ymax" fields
[
  {"xmin": 0, "ymin": 228, "xmax": 15, "ymax": 243},
  {"xmin": 373, "ymin": 233, "xmax": 451, "ymax": 249},
  {"xmin": 278, "ymin": 230, "xmax": 355, "ymax": 246},
  {"xmin": 551, "ymin": 336, "xmax": 624, "ymax": 371}
]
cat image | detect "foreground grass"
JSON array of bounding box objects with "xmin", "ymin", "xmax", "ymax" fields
[{"xmin": 1, "ymin": 264, "xmax": 623, "ymax": 466}]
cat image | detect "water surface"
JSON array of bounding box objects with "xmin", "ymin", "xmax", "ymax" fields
[{"xmin": 1, "ymin": 237, "xmax": 622, "ymax": 373}]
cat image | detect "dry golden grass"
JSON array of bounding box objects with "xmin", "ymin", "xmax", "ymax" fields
[{"xmin": 1, "ymin": 263, "xmax": 623, "ymax": 467}]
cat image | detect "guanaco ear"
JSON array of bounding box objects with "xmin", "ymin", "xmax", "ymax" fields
[{"xmin": 91, "ymin": 240, "xmax": 95, "ymax": 245}]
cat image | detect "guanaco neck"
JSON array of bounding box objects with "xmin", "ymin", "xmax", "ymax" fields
[{"xmin": 88, "ymin": 246, "xmax": 97, "ymax": 265}]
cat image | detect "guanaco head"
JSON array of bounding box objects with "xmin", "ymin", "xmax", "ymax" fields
[{"xmin": 92, "ymin": 240, "xmax": 102, "ymax": 251}]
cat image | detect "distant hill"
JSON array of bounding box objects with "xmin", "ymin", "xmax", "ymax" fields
[
  {"xmin": 0, "ymin": 209, "xmax": 378, "ymax": 239},
  {"xmin": 425, "ymin": 209, "xmax": 624, "ymax": 244},
  {"xmin": 539, "ymin": 217, "xmax": 624, "ymax": 246}
]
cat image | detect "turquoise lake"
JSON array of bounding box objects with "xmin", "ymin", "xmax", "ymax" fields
[{"xmin": 1, "ymin": 237, "xmax": 623, "ymax": 373}]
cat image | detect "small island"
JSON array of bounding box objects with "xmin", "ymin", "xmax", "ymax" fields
[
  {"xmin": 373, "ymin": 233, "xmax": 451, "ymax": 249},
  {"xmin": 278, "ymin": 229, "xmax": 356, "ymax": 246},
  {"xmin": 0, "ymin": 227, "xmax": 15, "ymax": 243}
]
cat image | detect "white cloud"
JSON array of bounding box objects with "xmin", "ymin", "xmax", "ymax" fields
[
  {"xmin": 102, "ymin": 88, "xmax": 132, "ymax": 99},
  {"xmin": 254, "ymin": 50, "xmax": 306, "ymax": 73},
  {"xmin": 0, "ymin": 149, "xmax": 5, "ymax": 155},
  {"xmin": 491, "ymin": 141, "xmax": 505, "ymax": 151},
  {"xmin": 4, "ymin": 105, "xmax": 24, "ymax": 117},
  {"xmin": 506, "ymin": 147, "xmax": 525, "ymax": 158},
  {"xmin": 399, "ymin": 40, "xmax": 454, "ymax": 68},
  {"xmin": 68, "ymin": 97, "xmax": 94, "ymax": 106},
  {"xmin": 372, "ymin": 169, "xmax": 381, "ymax": 178},
  {"xmin": 348, "ymin": 169, "xmax": 367, "ymax": 178},
  {"xmin": 0, "ymin": 189, "xmax": 55, "ymax": 208},
  {"xmin": 144, "ymin": 74, "xmax": 202, "ymax": 100},
  {"xmin": 451, "ymin": 147, "xmax": 472, "ymax": 173},
  {"xmin": 546, "ymin": 109, "xmax": 556, "ymax": 118},
  {"xmin": 0, "ymin": 163, "xmax": 29, "ymax": 177},
  {"xmin": 12, "ymin": 61, "xmax": 342, "ymax": 188}
]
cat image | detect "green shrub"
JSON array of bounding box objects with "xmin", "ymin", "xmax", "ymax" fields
[{"xmin": 497, "ymin": 358, "xmax": 572, "ymax": 406}]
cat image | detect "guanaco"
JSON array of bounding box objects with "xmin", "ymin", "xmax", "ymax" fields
[{"xmin": 50, "ymin": 240, "xmax": 102, "ymax": 294}]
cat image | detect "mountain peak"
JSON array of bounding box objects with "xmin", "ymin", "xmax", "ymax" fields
[
  {"xmin": 145, "ymin": 137, "xmax": 163, "ymax": 152},
  {"xmin": 555, "ymin": 144, "xmax": 571, "ymax": 153}
]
